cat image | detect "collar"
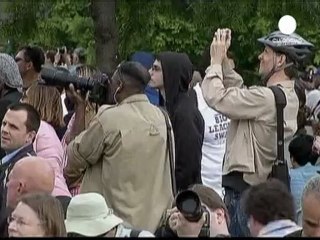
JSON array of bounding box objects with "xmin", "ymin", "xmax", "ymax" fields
[
  {"xmin": 1, "ymin": 145, "xmax": 27, "ymax": 165},
  {"xmin": 119, "ymin": 94, "xmax": 149, "ymax": 105},
  {"xmin": 268, "ymin": 80, "xmax": 294, "ymax": 88},
  {"xmin": 258, "ymin": 219, "xmax": 301, "ymax": 236}
]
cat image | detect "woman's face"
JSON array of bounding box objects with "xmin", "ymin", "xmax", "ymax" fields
[{"xmin": 8, "ymin": 202, "xmax": 45, "ymax": 237}]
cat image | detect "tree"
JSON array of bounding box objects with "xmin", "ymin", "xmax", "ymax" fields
[{"xmin": 91, "ymin": 0, "xmax": 118, "ymax": 74}]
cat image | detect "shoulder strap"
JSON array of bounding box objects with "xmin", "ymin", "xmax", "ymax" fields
[
  {"xmin": 269, "ymin": 85, "xmax": 287, "ymax": 165},
  {"xmin": 129, "ymin": 229, "xmax": 141, "ymax": 238},
  {"xmin": 158, "ymin": 107, "xmax": 177, "ymax": 197}
]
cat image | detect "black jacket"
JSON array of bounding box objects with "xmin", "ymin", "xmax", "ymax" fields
[
  {"xmin": 0, "ymin": 144, "xmax": 36, "ymax": 237},
  {"xmin": 158, "ymin": 52, "xmax": 204, "ymax": 191},
  {"xmin": 0, "ymin": 89, "xmax": 22, "ymax": 159}
]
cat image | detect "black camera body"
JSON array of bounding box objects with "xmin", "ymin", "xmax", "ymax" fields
[
  {"xmin": 159, "ymin": 190, "xmax": 210, "ymax": 237},
  {"xmin": 39, "ymin": 67, "xmax": 109, "ymax": 106}
]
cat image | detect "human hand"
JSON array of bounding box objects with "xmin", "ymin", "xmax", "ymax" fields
[
  {"xmin": 65, "ymin": 83, "xmax": 86, "ymax": 107},
  {"xmin": 168, "ymin": 207, "xmax": 205, "ymax": 237},
  {"xmin": 224, "ymin": 28, "xmax": 232, "ymax": 51},
  {"xmin": 210, "ymin": 28, "xmax": 228, "ymax": 65},
  {"xmin": 54, "ymin": 48, "xmax": 61, "ymax": 65}
]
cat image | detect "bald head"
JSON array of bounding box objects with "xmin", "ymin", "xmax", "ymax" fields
[{"xmin": 6, "ymin": 156, "xmax": 55, "ymax": 208}]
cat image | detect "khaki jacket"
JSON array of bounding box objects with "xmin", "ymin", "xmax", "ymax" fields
[
  {"xmin": 65, "ymin": 94, "xmax": 174, "ymax": 233},
  {"xmin": 201, "ymin": 63, "xmax": 298, "ymax": 186}
]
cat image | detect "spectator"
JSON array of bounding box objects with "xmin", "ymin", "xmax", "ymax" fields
[
  {"xmin": 65, "ymin": 61, "xmax": 173, "ymax": 232},
  {"xmin": 65, "ymin": 192, "xmax": 154, "ymax": 237},
  {"xmin": 69, "ymin": 47, "xmax": 86, "ymax": 74},
  {"xmin": 22, "ymin": 83, "xmax": 71, "ymax": 198},
  {"xmin": 61, "ymin": 64, "xmax": 100, "ymax": 196},
  {"xmin": 130, "ymin": 51, "xmax": 160, "ymax": 105},
  {"xmin": 72, "ymin": 47, "xmax": 86, "ymax": 66},
  {"xmin": 201, "ymin": 29, "xmax": 313, "ymax": 236},
  {"xmin": 193, "ymin": 72, "xmax": 230, "ymax": 198},
  {"xmin": 0, "ymin": 54, "xmax": 23, "ymax": 159},
  {"xmin": 243, "ymin": 179, "xmax": 301, "ymax": 237},
  {"xmin": 0, "ymin": 103, "xmax": 40, "ymax": 224},
  {"xmin": 289, "ymin": 134, "xmax": 320, "ymax": 221},
  {"xmin": 149, "ymin": 52, "xmax": 204, "ymax": 191},
  {"xmin": 286, "ymin": 175, "xmax": 320, "ymax": 237},
  {"xmin": 165, "ymin": 184, "xmax": 230, "ymax": 237},
  {"xmin": 1, "ymin": 156, "xmax": 55, "ymax": 237},
  {"xmin": 44, "ymin": 50, "xmax": 56, "ymax": 68},
  {"xmin": 8, "ymin": 192, "xmax": 66, "ymax": 237},
  {"xmin": 14, "ymin": 46, "xmax": 45, "ymax": 90}
]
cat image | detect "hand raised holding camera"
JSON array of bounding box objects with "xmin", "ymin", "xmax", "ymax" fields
[
  {"xmin": 168, "ymin": 207, "xmax": 206, "ymax": 237},
  {"xmin": 210, "ymin": 28, "xmax": 228, "ymax": 65}
]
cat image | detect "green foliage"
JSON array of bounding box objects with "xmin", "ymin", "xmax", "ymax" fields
[
  {"xmin": 1, "ymin": 0, "xmax": 320, "ymax": 85},
  {"xmin": 0, "ymin": 0, "xmax": 95, "ymax": 65}
]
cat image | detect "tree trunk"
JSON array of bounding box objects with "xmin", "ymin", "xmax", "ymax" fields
[{"xmin": 91, "ymin": 0, "xmax": 118, "ymax": 75}]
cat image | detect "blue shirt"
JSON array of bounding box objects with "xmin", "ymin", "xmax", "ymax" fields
[
  {"xmin": 1, "ymin": 146, "xmax": 25, "ymax": 165},
  {"xmin": 290, "ymin": 163, "xmax": 320, "ymax": 217}
]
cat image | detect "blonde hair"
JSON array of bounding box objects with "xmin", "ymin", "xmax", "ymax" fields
[
  {"xmin": 18, "ymin": 192, "xmax": 66, "ymax": 237},
  {"xmin": 25, "ymin": 83, "xmax": 64, "ymax": 129}
]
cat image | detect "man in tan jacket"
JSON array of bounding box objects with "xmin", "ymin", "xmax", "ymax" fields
[
  {"xmin": 65, "ymin": 61, "xmax": 174, "ymax": 233},
  {"xmin": 201, "ymin": 28, "xmax": 314, "ymax": 237}
]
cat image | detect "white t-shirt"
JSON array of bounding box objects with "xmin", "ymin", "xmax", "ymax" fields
[
  {"xmin": 194, "ymin": 84, "xmax": 230, "ymax": 198},
  {"xmin": 115, "ymin": 224, "xmax": 154, "ymax": 237},
  {"xmin": 61, "ymin": 92, "xmax": 68, "ymax": 117}
]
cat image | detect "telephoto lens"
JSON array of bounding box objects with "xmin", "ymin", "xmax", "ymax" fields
[{"xmin": 175, "ymin": 190, "xmax": 203, "ymax": 222}]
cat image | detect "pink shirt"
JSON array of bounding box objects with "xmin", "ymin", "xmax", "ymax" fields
[{"xmin": 33, "ymin": 121, "xmax": 71, "ymax": 197}]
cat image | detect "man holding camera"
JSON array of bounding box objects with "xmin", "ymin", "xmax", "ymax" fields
[
  {"xmin": 157, "ymin": 184, "xmax": 230, "ymax": 237},
  {"xmin": 64, "ymin": 61, "xmax": 173, "ymax": 233},
  {"xmin": 201, "ymin": 28, "xmax": 313, "ymax": 236}
]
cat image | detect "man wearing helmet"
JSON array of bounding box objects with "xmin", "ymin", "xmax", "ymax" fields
[{"xmin": 201, "ymin": 28, "xmax": 314, "ymax": 237}]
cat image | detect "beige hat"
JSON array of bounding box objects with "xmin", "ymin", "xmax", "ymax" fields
[{"xmin": 65, "ymin": 192, "xmax": 123, "ymax": 236}]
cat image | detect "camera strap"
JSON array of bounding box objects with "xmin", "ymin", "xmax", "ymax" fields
[
  {"xmin": 159, "ymin": 107, "xmax": 177, "ymax": 197},
  {"xmin": 269, "ymin": 85, "xmax": 287, "ymax": 165},
  {"xmin": 269, "ymin": 85, "xmax": 291, "ymax": 191}
]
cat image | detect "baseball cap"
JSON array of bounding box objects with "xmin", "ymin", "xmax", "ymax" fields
[{"xmin": 65, "ymin": 192, "xmax": 123, "ymax": 237}]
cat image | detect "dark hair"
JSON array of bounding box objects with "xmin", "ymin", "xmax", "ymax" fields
[
  {"xmin": 18, "ymin": 192, "xmax": 66, "ymax": 237},
  {"xmin": 45, "ymin": 50, "xmax": 55, "ymax": 64},
  {"xmin": 289, "ymin": 134, "xmax": 318, "ymax": 166},
  {"xmin": 8, "ymin": 102, "xmax": 41, "ymax": 133},
  {"xmin": 242, "ymin": 179, "xmax": 295, "ymax": 225},
  {"xmin": 20, "ymin": 46, "xmax": 45, "ymax": 73},
  {"xmin": 189, "ymin": 184, "xmax": 230, "ymax": 226},
  {"xmin": 118, "ymin": 61, "xmax": 151, "ymax": 90}
]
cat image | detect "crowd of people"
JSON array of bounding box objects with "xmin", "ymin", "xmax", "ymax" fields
[{"xmin": 0, "ymin": 26, "xmax": 320, "ymax": 238}]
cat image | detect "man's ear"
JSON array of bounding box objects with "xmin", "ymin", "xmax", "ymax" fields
[
  {"xmin": 214, "ymin": 208, "xmax": 226, "ymax": 224},
  {"xmin": 26, "ymin": 130, "xmax": 37, "ymax": 144},
  {"xmin": 277, "ymin": 54, "xmax": 287, "ymax": 68},
  {"xmin": 17, "ymin": 181, "xmax": 26, "ymax": 194}
]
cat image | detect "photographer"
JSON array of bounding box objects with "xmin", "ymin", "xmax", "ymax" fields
[
  {"xmin": 64, "ymin": 61, "xmax": 173, "ymax": 233},
  {"xmin": 201, "ymin": 28, "xmax": 314, "ymax": 236},
  {"xmin": 159, "ymin": 184, "xmax": 230, "ymax": 237}
]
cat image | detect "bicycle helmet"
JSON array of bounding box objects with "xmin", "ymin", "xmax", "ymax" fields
[{"xmin": 257, "ymin": 31, "xmax": 314, "ymax": 67}]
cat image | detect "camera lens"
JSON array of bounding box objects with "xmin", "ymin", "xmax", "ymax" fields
[{"xmin": 176, "ymin": 190, "xmax": 203, "ymax": 222}]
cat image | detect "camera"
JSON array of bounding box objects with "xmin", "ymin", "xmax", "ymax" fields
[
  {"xmin": 39, "ymin": 67, "xmax": 109, "ymax": 105},
  {"xmin": 158, "ymin": 190, "xmax": 210, "ymax": 237}
]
